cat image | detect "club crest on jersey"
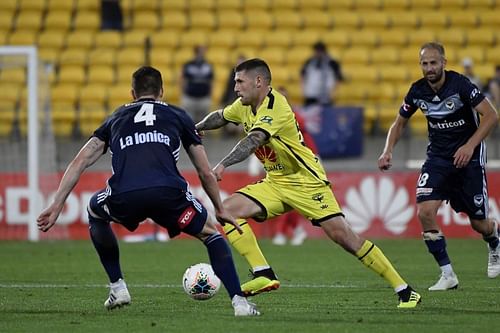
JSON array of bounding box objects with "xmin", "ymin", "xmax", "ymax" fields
[
  {"xmin": 178, "ymin": 206, "xmax": 196, "ymax": 228},
  {"xmin": 259, "ymin": 115, "xmax": 273, "ymax": 125},
  {"xmin": 474, "ymin": 194, "xmax": 484, "ymax": 207},
  {"xmin": 312, "ymin": 193, "xmax": 324, "ymax": 203},
  {"xmin": 419, "ymin": 101, "xmax": 428, "ymax": 111},
  {"xmin": 445, "ymin": 100, "xmax": 455, "ymax": 110}
]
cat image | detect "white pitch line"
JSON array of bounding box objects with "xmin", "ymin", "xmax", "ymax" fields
[{"xmin": 0, "ymin": 283, "xmax": 362, "ymax": 289}]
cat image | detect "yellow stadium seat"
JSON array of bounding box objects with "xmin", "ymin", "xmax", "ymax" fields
[
  {"xmin": 79, "ymin": 84, "xmax": 108, "ymax": 106},
  {"xmin": 150, "ymin": 30, "xmax": 179, "ymax": 49},
  {"xmin": 150, "ymin": 47, "xmax": 175, "ymax": 67},
  {"xmin": 87, "ymin": 65, "xmax": 115, "ymax": 85},
  {"xmin": 336, "ymin": 83, "xmax": 372, "ymax": 106},
  {"xmin": 116, "ymin": 47, "xmax": 145, "ymax": 67},
  {"xmin": 356, "ymin": 0, "xmax": 381, "ymax": 10},
  {"xmin": 466, "ymin": 28, "xmax": 496, "ymax": 47},
  {"xmin": 388, "ymin": 11, "xmax": 419, "ymax": 29},
  {"xmin": 216, "ymin": 10, "xmax": 245, "ymax": 30},
  {"xmin": 58, "ymin": 65, "xmax": 86, "ymax": 85},
  {"xmin": 237, "ymin": 29, "xmax": 265, "ymax": 48},
  {"xmin": 349, "ymin": 30, "xmax": 379, "ymax": 48},
  {"xmin": 343, "ymin": 65, "xmax": 379, "ymax": 83},
  {"xmin": 208, "ymin": 29, "xmax": 237, "ymax": 48},
  {"xmin": 8, "ymin": 30, "xmax": 38, "ymax": 45},
  {"xmin": 360, "ymin": 11, "xmax": 390, "ymax": 29},
  {"xmin": 399, "ymin": 47, "xmax": 419, "ymax": 64},
  {"xmin": 439, "ymin": 0, "xmax": 466, "ymax": 9},
  {"xmin": 76, "ymin": 0, "xmax": 100, "ymax": 11},
  {"xmin": 216, "ymin": 0, "xmax": 242, "ymax": 10},
  {"xmin": 159, "ymin": 0, "xmax": 185, "ymax": 11},
  {"xmin": 15, "ymin": 10, "xmax": 43, "ymax": 31},
  {"xmin": 378, "ymin": 30, "xmax": 408, "ymax": 47},
  {"xmin": 290, "ymin": 30, "xmax": 320, "ymax": 47},
  {"xmin": 173, "ymin": 47, "xmax": 195, "ymax": 68},
  {"xmin": 206, "ymin": 48, "xmax": 230, "ymax": 67},
  {"xmin": 376, "ymin": 83, "xmax": 397, "ymax": 103},
  {"xmin": 116, "ymin": 65, "xmax": 139, "ymax": 85},
  {"xmin": 178, "ymin": 30, "xmax": 208, "ymax": 48},
  {"xmin": 407, "ymin": 29, "xmax": 436, "ymax": 47},
  {"xmin": 467, "ymin": 0, "xmax": 494, "ymax": 9},
  {"xmin": 478, "ymin": 11, "xmax": 499, "ymax": 28},
  {"xmin": 285, "ymin": 46, "xmax": 311, "ymax": 67},
  {"xmin": 341, "ymin": 47, "xmax": 371, "ymax": 65},
  {"xmin": 448, "ymin": 10, "xmax": 479, "ymax": 28},
  {"xmin": 19, "ymin": 0, "xmax": 46, "ymax": 11},
  {"xmin": 73, "ymin": 11, "xmax": 100, "ymax": 31},
  {"xmin": 409, "ymin": 0, "xmax": 438, "ymax": 9},
  {"xmin": 271, "ymin": 0, "xmax": 297, "ymax": 10},
  {"xmin": 51, "ymin": 84, "xmax": 79, "ymax": 105},
  {"xmin": 273, "ymin": 10, "xmax": 303, "ymax": 31},
  {"xmin": 122, "ymin": 30, "xmax": 150, "ymax": 48},
  {"xmin": 379, "ymin": 66, "xmax": 410, "ymax": 83},
  {"xmin": 456, "ymin": 47, "xmax": 484, "ymax": 64},
  {"xmin": 78, "ymin": 108, "xmax": 108, "ymax": 137},
  {"xmin": 0, "ymin": 13, "xmax": 14, "ymax": 31},
  {"xmin": 325, "ymin": 0, "xmax": 354, "ymax": 10},
  {"xmin": 161, "ymin": 11, "xmax": 188, "ymax": 31},
  {"xmin": 0, "ymin": 0, "xmax": 18, "ymax": 12},
  {"xmin": 189, "ymin": 11, "xmax": 217, "ymax": 30},
  {"xmin": 133, "ymin": 11, "xmax": 160, "ymax": 31},
  {"xmin": 0, "ymin": 100, "xmax": 17, "ymax": 136},
  {"xmin": 258, "ymin": 47, "xmax": 286, "ymax": 68},
  {"xmin": 129, "ymin": 0, "xmax": 158, "ymax": 11},
  {"xmin": 59, "ymin": 48, "xmax": 88, "ymax": 66},
  {"xmin": 47, "ymin": 0, "xmax": 75, "ymax": 11},
  {"xmin": 242, "ymin": 0, "xmax": 269, "ymax": 11},
  {"xmin": 65, "ymin": 31, "xmax": 95, "ymax": 49},
  {"xmin": 0, "ymin": 68, "xmax": 25, "ymax": 87},
  {"xmin": 37, "ymin": 31, "xmax": 66, "ymax": 50},
  {"xmin": 418, "ymin": 12, "xmax": 449, "ymax": 29},
  {"xmin": 44, "ymin": 10, "xmax": 72, "ymax": 31},
  {"xmin": 302, "ymin": 10, "xmax": 333, "ymax": 30},
  {"xmin": 231, "ymin": 47, "xmax": 258, "ymax": 60},
  {"xmin": 485, "ymin": 47, "xmax": 500, "ymax": 64},
  {"xmin": 381, "ymin": 0, "xmax": 410, "ymax": 10},
  {"xmin": 39, "ymin": 48, "xmax": 59, "ymax": 64},
  {"xmin": 371, "ymin": 47, "xmax": 400, "ymax": 64},
  {"xmin": 94, "ymin": 31, "xmax": 122, "ymax": 49},
  {"xmin": 322, "ymin": 30, "xmax": 350, "ymax": 48},
  {"xmin": 51, "ymin": 103, "xmax": 77, "ymax": 137},
  {"xmin": 297, "ymin": 0, "xmax": 325, "ymax": 10},
  {"xmin": 188, "ymin": 0, "xmax": 215, "ymax": 11},
  {"xmin": 437, "ymin": 29, "xmax": 466, "ymax": 47},
  {"xmin": 87, "ymin": 48, "xmax": 117, "ymax": 66},
  {"xmin": 244, "ymin": 10, "xmax": 274, "ymax": 30},
  {"xmin": 331, "ymin": 11, "xmax": 361, "ymax": 29},
  {"xmin": 108, "ymin": 84, "xmax": 133, "ymax": 109},
  {"xmin": 263, "ymin": 31, "xmax": 292, "ymax": 48}
]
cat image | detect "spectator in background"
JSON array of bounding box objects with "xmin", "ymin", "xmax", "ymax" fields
[
  {"xmin": 101, "ymin": 0, "xmax": 123, "ymax": 31},
  {"xmin": 220, "ymin": 54, "xmax": 246, "ymax": 137},
  {"xmin": 301, "ymin": 41, "xmax": 343, "ymax": 107},
  {"xmin": 461, "ymin": 57, "xmax": 482, "ymax": 89},
  {"xmin": 486, "ymin": 65, "xmax": 500, "ymax": 109},
  {"xmin": 180, "ymin": 45, "xmax": 214, "ymax": 123}
]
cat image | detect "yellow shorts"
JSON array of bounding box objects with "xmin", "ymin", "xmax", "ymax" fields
[{"xmin": 236, "ymin": 177, "xmax": 343, "ymax": 226}]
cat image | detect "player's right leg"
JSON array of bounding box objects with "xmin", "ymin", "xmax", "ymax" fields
[
  {"xmin": 88, "ymin": 190, "xmax": 131, "ymax": 310},
  {"xmin": 222, "ymin": 191, "xmax": 281, "ymax": 296}
]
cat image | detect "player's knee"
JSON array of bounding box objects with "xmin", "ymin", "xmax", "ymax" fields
[
  {"xmin": 417, "ymin": 207, "xmax": 436, "ymax": 226},
  {"xmin": 470, "ymin": 218, "xmax": 491, "ymax": 235}
]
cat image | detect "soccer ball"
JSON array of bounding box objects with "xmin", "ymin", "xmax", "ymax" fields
[{"xmin": 182, "ymin": 263, "xmax": 221, "ymax": 300}]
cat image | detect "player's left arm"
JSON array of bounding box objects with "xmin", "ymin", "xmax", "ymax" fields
[
  {"xmin": 213, "ymin": 130, "xmax": 268, "ymax": 180},
  {"xmin": 454, "ymin": 98, "xmax": 499, "ymax": 168},
  {"xmin": 37, "ymin": 137, "xmax": 105, "ymax": 232}
]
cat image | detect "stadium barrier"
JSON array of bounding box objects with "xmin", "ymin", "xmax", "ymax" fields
[{"xmin": 2, "ymin": 170, "xmax": 496, "ymax": 240}]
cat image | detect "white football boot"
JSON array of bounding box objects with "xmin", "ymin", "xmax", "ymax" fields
[
  {"xmin": 428, "ymin": 272, "xmax": 459, "ymax": 291},
  {"xmin": 487, "ymin": 244, "xmax": 500, "ymax": 278},
  {"xmin": 104, "ymin": 279, "xmax": 131, "ymax": 310},
  {"xmin": 272, "ymin": 233, "xmax": 287, "ymax": 246},
  {"xmin": 232, "ymin": 295, "xmax": 260, "ymax": 316}
]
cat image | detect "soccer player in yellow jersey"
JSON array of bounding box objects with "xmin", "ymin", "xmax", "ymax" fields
[{"xmin": 196, "ymin": 58, "xmax": 421, "ymax": 308}]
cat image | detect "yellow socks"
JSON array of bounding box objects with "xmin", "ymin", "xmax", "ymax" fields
[
  {"xmin": 223, "ymin": 219, "xmax": 269, "ymax": 270},
  {"xmin": 356, "ymin": 240, "xmax": 406, "ymax": 289}
]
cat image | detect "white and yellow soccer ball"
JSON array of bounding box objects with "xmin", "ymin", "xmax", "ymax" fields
[{"xmin": 182, "ymin": 263, "xmax": 221, "ymax": 300}]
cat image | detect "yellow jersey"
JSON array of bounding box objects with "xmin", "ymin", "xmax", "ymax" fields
[{"xmin": 223, "ymin": 88, "xmax": 329, "ymax": 186}]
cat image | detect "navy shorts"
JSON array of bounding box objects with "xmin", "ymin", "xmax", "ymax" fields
[
  {"xmin": 88, "ymin": 186, "xmax": 208, "ymax": 238},
  {"xmin": 416, "ymin": 157, "xmax": 489, "ymax": 220}
]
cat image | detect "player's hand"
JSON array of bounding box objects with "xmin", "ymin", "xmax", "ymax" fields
[
  {"xmin": 215, "ymin": 210, "xmax": 242, "ymax": 234},
  {"xmin": 36, "ymin": 204, "xmax": 63, "ymax": 232},
  {"xmin": 378, "ymin": 152, "xmax": 393, "ymax": 171},
  {"xmin": 212, "ymin": 164, "xmax": 225, "ymax": 181},
  {"xmin": 453, "ymin": 144, "xmax": 473, "ymax": 168}
]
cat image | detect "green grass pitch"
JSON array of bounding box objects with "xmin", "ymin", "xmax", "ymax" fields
[{"xmin": 0, "ymin": 238, "xmax": 498, "ymax": 332}]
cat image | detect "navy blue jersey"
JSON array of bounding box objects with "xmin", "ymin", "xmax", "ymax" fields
[
  {"xmin": 399, "ymin": 70, "xmax": 486, "ymax": 161},
  {"xmin": 93, "ymin": 98, "xmax": 202, "ymax": 194}
]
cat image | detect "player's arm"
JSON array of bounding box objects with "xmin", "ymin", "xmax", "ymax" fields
[
  {"xmin": 378, "ymin": 114, "xmax": 409, "ymax": 171},
  {"xmin": 195, "ymin": 109, "xmax": 229, "ymax": 132},
  {"xmin": 186, "ymin": 143, "xmax": 240, "ymax": 232},
  {"xmin": 213, "ymin": 130, "xmax": 268, "ymax": 180},
  {"xmin": 454, "ymin": 98, "xmax": 499, "ymax": 168},
  {"xmin": 37, "ymin": 137, "xmax": 105, "ymax": 232}
]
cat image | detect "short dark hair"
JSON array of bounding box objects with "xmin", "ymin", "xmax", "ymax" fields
[
  {"xmin": 132, "ymin": 66, "xmax": 163, "ymax": 97},
  {"xmin": 313, "ymin": 41, "xmax": 327, "ymax": 52},
  {"xmin": 235, "ymin": 58, "xmax": 272, "ymax": 84},
  {"xmin": 420, "ymin": 42, "xmax": 446, "ymax": 58}
]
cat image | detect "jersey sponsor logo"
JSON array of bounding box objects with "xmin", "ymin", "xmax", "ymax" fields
[
  {"xmin": 342, "ymin": 176, "xmax": 414, "ymax": 234},
  {"xmin": 416, "ymin": 187, "xmax": 433, "ymax": 196},
  {"xmin": 259, "ymin": 115, "xmax": 273, "ymax": 125},
  {"xmin": 178, "ymin": 206, "xmax": 196, "ymax": 228},
  {"xmin": 255, "ymin": 146, "xmax": 277, "ymax": 162},
  {"xmin": 119, "ymin": 131, "xmax": 171, "ymax": 150},
  {"xmin": 402, "ymin": 102, "xmax": 411, "ymax": 112},
  {"xmin": 474, "ymin": 194, "xmax": 484, "ymax": 207},
  {"xmin": 470, "ymin": 88, "xmax": 480, "ymax": 100},
  {"xmin": 428, "ymin": 119, "xmax": 465, "ymax": 130}
]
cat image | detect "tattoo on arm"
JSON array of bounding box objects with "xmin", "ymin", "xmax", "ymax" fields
[
  {"xmin": 220, "ymin": 131, "xmax": 267, "ymax": 168},
  {"xmin": 196, "ymin": 110, "xmax": 228, "ymax": 131}
]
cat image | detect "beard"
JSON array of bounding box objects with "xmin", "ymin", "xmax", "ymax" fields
[{"xmin": 426, "ymin": 70, "xmax": 444, "ymax": 84}]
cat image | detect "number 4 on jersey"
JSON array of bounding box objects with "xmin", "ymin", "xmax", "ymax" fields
[{"xmin": 134, "ymin": 103, "xmax": 156, "ymax": 126}]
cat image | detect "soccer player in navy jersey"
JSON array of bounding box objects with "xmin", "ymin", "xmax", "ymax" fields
[
  {"xmin": 36, "ymin": 66, "xmax": 259, "ymax": 316},
  {"xmin": 378, "ymin": 42, "xmax": 500, "ymax": 291}
]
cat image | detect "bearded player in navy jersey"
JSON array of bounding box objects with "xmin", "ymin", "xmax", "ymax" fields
[
  {"xmin": 378, "ymin": 42, "xmax": 500, "ymax": 291},
  {"xmin": 37, "ymin": 66, "xmax": 259, "ymax": 316}
]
